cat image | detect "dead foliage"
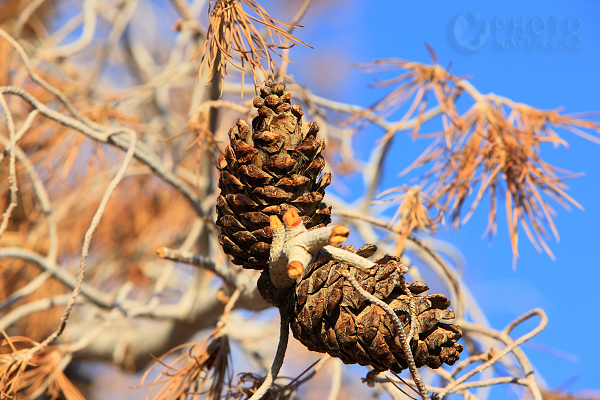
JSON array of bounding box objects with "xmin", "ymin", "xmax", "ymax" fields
[
  {"xmin": 140, "ymin": 327, "xmax": 232, "ymax": 400},
  {"xmin": 354, "ymin": 54, "xmax": 600, "ymax": 260},
  {"xmin": 375, "ymin": 185, "xmax": 442, "ymax": 255},
  {"xmin": 194, "ymin": 0, "xmax": 312, "ymax": 91},
  {"xmin": 0, "ymin": 260, "xmax": 64, "ymax": 342},
  {"xmin": 0, "ymin": 329, "xmax": 84, "ymax": 400}
]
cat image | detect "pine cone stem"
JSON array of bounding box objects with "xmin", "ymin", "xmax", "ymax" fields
[
  {"xmin": 269, "ymin": 216, "xmax": 285, "ymax": 260},
  {"xmin": 266, "ymin": 210, "xmax": 372, "ymax": 291},
  {"xmin": 341, "ymin": 269, "xmax": 431, "ymax": 400},
  {"xmin": 318, "ymin": 245, "xmax": 379, "ymax": 271},
  {"xmin": 289, "ymin": 224, "xmax": 348, "ymax": 254},
  {"xmin": 248, "ymin": 311, "xmax": 290, "ymax": 400}
]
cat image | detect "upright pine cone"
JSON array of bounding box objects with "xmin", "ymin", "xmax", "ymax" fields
[
  {"xmin": 216, "ymin": 80, "xmax": 332, "ymax": 269},
  {"xmin": 284, "ymin": 246, "xmax": 463, "ymax": 373}
]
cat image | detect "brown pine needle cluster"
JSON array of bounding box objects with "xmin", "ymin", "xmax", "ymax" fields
[
  {"xmin": 0, "ymin": 331, "xmax": 84, "ymax": 400},
  {"xmin": 411, "ymin": 98, "xmax": 591, "ymax": 260},
  {"xmin": 185, "ymin": 111, "xmax": 219, "ymax": 159},
  {"xmin": 375, "ymin": 185, "xmax": 441, "ymax": 256},
  {"xmin": 0, "ymin": 261, "xmax": 65, "ymax": 342},
  {"xmin": 140, "ymin": 327, "xmax": 232, "ymax": 400},
  {"xmin": 163, "ymin": 110, "xmax": 221, "ymax": 167},
  {"xmin": 355, "ymin": 56, "xmax": 600, "ymax": 260},
  {"xmin": 194, "ymin": 0, "xmax": 312, "ymax": 90},
  {"xmin": 349, "ymin": 55, "xmax": 462, "ymax": 140}
]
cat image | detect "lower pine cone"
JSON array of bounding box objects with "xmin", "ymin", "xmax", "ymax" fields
[{"xmin": 267, "ymin": 245, "xmax": 463, "ymax": 373}]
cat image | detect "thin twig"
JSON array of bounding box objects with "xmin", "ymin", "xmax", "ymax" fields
[
  {"xmin": 58, "ymin": 320, "xmax": 109, "ymax": 354},
  {"xmin": 145, "ymin": 218, "xmax": 205, "ymax": 309},
  {"xmin": 170, "ymin": 0, "xmax": 196, "ymax": 21},
  {"xmin": 248, "ymin": 310, "xmax": 290, "ymax": 400},
  {"xmin": 439, "ymin": 309, "xmax": 547, "ymax": 399},
  {"xmin": 278, "ymin": 0, "xmax": 313, "ymax": 80},
  {"xmin": 0, "ymin": 135, "xmax": 59, "ymax": 261},
  {"xmin": 385, "ymin": 374, "xmax": 418, "ymax": 400},
  {"xmin": 0, "ymin": 270, "xmax": 53, "ymax": 313},
  {"xmin": 0, "ymin": 28, "xmax": 104, "ymax": 131},
  {"xmin": 14, "ymin": 109, "xmax": 40, "ymax": 143},
  {"xmin": 281, "ymin": 355, "xmax": 331, "ymax": 391},
  {"xmin": 326, "ymin": 358, "xmax": 342, "ymax": 400},
  {"xmin": 13, "ymin": 0, "xmax": 48, "ymax": 38},
  {"xmin": 194, "ymin": 99, "xmax": 252, "ymax": 117},
  {"xmin": 0, "ymin": 248, "xmax": 110, "ymax": 307},
  {"xmin": 39, "ymin": 0, "xmax": 98, "ymax": 58},
  {"xmin": 320, "ymin": 245, "xmax": 377, "ymax": 271},
  {"xmin": 450, "ymin": 353, "xmax": 491, "ymax": 378},
  {"xmin": 85, "ymin": 0, "xmax": 140, "ymax": 88},
  {"xmin": 290, "ymin": 84, "xmax": 446, "ymax": 132},
  {"xmin": 407, "ymin": 235, "xmax": 464, "ymax": 320},
  {"xmin": 0, "ymin": 294, "xmax": 76, "ymax": 329},
  {"xmin": 0, "ymin": 93, "xmax": 18, "ymax": 243},
  {"xmin": 398, "ymin": 277, "xmax": 417, "ymax": 342},
  {"xmin": 36, "ymin": 129, "xmax": 137, "ymax": 351},
  {"xmin": 341, "ymin": 270, "xmax": 430, "ymax": 400},
  {"xmin": 440, "ymin": 376, "xmax": 530, "ymax": 392},
  {"xmin": 156, "ymin": 247, "xmax": 237, "ymax": 287},
  {"xmin": 361, "ymin": 132, "xmax": 395, "ymax": 214}
]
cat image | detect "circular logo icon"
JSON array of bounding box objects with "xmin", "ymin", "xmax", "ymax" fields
[{"xmin": 452, "ymin": 13, "xmax": 490, "ymax": 51}]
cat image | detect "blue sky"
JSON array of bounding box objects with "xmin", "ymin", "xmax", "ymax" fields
[{"xmin": 267, "ymin": 0, "xmax": 600, "ymax": 395}]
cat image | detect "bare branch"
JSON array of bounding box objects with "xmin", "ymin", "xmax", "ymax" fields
[
  {"xmin": 440, "ymin": 309, "xmax": 547, "ymax": 399},
  {"xmin": 156, "ymin": 246, "xmax": 237, "ymax": 286},
  {"xmin": 248, "ymin": 310, "xmax": 289, "ymax": 400},
  {"xmin": 0, "ymin": 93, "xmax": 18, "ymax": 243}
]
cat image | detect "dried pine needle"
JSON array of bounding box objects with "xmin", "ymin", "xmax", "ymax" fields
[
  {"xmin": 193, "ymin": 0, "xmax": 312, "ymax": 94},
  {"xmin": 355, "ymin": 54, "xmax": 600, "ymax": 261}
]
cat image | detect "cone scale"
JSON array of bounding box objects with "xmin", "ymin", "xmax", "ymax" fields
[
  {"xmin": 216, "ymin": 80, "xmax": 332, "ymax": 270},
  {"xmin": 285, "ymin": 247, "xmax": 463, "ymax": 373}
]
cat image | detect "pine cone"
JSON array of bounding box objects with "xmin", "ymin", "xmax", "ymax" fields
[
  {"xmin": 216, "ymin": 80, "xmax": 332, "ymax": 270},
  {"xmin": 285, "ymin": 245, "xmax": 463, "ymax": 373}
]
